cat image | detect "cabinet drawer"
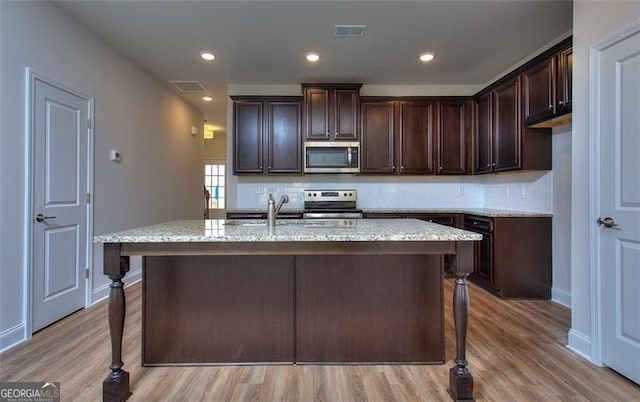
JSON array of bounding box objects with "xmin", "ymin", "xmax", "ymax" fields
[{"xmin": 463, "ymin": 216, "xmax": 493, "ymax": 232}]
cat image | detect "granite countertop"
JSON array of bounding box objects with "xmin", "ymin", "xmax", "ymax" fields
[
  {"xmin": 362, "ymin": 208, "xmax": 553, "ymax": 217},
  {"xmin": 226, "ymin": 208, "xmax": 552, "ymax": 218},
  {"xmin": 94, "ymin": 219, "xmax": 482, "ymax": 243}
]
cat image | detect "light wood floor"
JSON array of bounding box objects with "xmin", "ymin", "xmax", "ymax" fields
[{"xmin": 1, "ymin": 279, "xmax": 639, "ymax": 401}]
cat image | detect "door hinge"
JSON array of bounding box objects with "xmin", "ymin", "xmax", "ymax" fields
[
  {"xmin": 87, "ymin": 118, "xmax": 92, "ymax": 129},
  {"xmin": 85, "ymin": 268, "xmax": 90, "ymax": 279},
  {"xmin": 85, "ymin": 193, "xmax": 91, "ymax": 203}
]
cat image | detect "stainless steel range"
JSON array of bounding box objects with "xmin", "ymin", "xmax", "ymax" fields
[{"xmin": 302, "ymin": 189, "xmax": 363, "ymax": 219}]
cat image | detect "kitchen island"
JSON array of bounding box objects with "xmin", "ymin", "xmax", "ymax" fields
[{"xmin": 95, "ymin": 219, "xmax": 481, "ymax": 401}]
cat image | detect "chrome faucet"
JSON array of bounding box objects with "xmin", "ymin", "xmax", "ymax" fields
[{"xmin": 267, "ymin": 193, "xmax": 289, "ymax": 228}]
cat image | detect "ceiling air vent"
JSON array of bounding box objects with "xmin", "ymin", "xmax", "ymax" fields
[
  {"xmin": 169, "ymin": 80, "xmax": 208, "ymax": 92},
  {"xmin": 333, "ymin": 25, "xmax": 367, "ymax": 38}
]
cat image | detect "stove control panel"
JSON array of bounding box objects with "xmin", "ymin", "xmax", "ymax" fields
[{"xmin": 304, "ymin": 190, "xmax": 357, "ymax": 202}]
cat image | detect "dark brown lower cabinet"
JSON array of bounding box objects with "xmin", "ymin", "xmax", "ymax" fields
[
  {"xmin": 464, "ymin": 215, "xmax": 551, "ymax": 299},
  {"xmin": 143, "ymin": 254, "xmax": 444, "ymax": 365},
  {"xmin": 296, "ymin": 254, "xmax": 443, "ymax": 363},
  {"xmin": 143, "ymin": 255, "xmax": 295, "ymax": 364}
]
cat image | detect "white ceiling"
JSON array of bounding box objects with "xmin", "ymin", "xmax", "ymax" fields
[{"xmin": 55, "ymin": 0, "xmax": 573, "ymax": 134}]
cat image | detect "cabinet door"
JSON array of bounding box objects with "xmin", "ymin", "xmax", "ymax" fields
[
  {"xmin": 399, "ymin": 101, "xmax": 436, "ymax": 174},
  {"xmin": 556, "ymin": 47, "xmax": 573, "ymax": 115},
  {"xmin": 334, "ymin": 89, "xmax": 359, "ymax": 140},
  {"xmin": 304, "ymin": 87, "xmax": 330, "ymax": 140},
  {"xmin": 493, "ymin": 78, "xmax": 521, "ymax": 172},
  {"xmin": 267, "ymin": 100, "xmax": 302, "ymax": 173},
  {"xmin": 474, "ymin": 92, "xmax": 493, "ymax": 174},
  {"xmin": 234, "ymin": 100, "xmax": 264, "ymax": 174},
  {"xmin": 522, "ymin": 57, "xmax": 555, "ymax": 125},
  {"xmin": 475, "ymin": 232, "xmax": 494, "ymax": 286},
  {"xmin": 438, "ymin": 101, "xmax": 469, "ymax": 175},
  {"xmin": 361, "ymin": 101, "xmax": 396, "ymax": 173}
]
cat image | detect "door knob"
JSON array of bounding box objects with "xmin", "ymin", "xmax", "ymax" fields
[
  {"xmin": 596, "ymin": 217, "xmax": 618, "ymax": 228},
  {"xmin": 35, "ymin": 213, "xmax": 56, "ymax": 223}
]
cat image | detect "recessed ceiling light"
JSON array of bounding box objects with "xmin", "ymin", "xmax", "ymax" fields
[
  {"xmin": 306, "ymin": 53, "xmax": 320, "ymax": 62},
  {"xmin": 202, "ymin": 96, "xmax": 213, "ymax": 102},
  {"xmin": 419, "ymin": 52, "xmax": 435, "ymax": 62},
  {"xmin": 200, "ymin": 51, "xmax": 216, "ymax": 61}
]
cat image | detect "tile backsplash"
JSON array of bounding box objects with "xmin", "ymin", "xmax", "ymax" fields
[{"xmin": 232, "ymin": 172, "xmax": 552, "ymax": 212}]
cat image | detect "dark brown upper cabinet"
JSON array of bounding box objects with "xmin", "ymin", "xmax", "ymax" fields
[
  {"xmin": 493, "ymin": 77, "xmax": 521, "ymax": 172},
  {"xmin": 302, "ymin": 84, "xmax": 362, "ymax": 141},
  {"xmin": 360, "ymin": 99, "xmax": 396, "ymax": 173},
  {"xmin": 361, "ymin": 99, "xmax": 439, "ymax": 175},
  {"xmin": 232, "ymin": 96, "xmax": 302, "ymax": 175},
  {"xmin": 438, "ymin": 100, "xmax": 472, "ymax": 175},
  {"xmin": 474, "ymin": 92, "xmax": 493, "ymax": 174},
  {"xmin": 474, "ymin": 78, "xmax": 551, "ymax": 175},
  {"xmin": 522, "ymin": 40, "xmax": 573, "ymax": 128},
  {"xmin": 398, "ymin": 101, "xmax": 437, "ymax": 175}
]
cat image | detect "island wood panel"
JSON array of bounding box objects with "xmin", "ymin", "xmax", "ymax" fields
[
  {"xmin": 142, "ymin": 255, "xmax": 295, "ymax": 365},
  {"xmin": 295, "ymin": 254, "xmax": 444, "ymax": 363}
]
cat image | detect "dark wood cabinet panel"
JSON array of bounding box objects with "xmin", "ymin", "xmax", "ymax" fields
[
  {"xmin": 474, "ymin": 92, "xmax": 493, "ymax": 174},
  {"xmin": 361, "ymin": 100, "xmax": 396, "ymax": 173},
  {"xmin": 304, "ymin": 87, "xmax": 330, "ymax": 140},
  {"xmin": 232, "ymin": 96, "xmax": 302, "ymax": 175},
  {"xmin": 556, "ymin": 46, "xmax": 573, "ymax": 115},
  {"xmin": 464, "ymin": 215, "xmax": 551, "ymax": 299},
  {"xmin": 296, "ymin": 254, "xmax": 443, "ymax": 363},
  {"xmin": 399, "ymin": 101, "xmax": 436, "ymax": 174},
  {"xmin": 493, "ymin": 77, "xmax": 521, "ymax": 172},
  {"xmin": 267, "ymin": 101, "xmax": 302, "ymax": 173},
  {"xmin": 474, "ymin": 77, "xmax": 551, "ymax": 174},
  {"xmin": 524, "ymin": 40, "xmax": 573, "ymax": 127},
  {"xmin": 303, "ymin": 84, "xmax": 361, "ymax": 141},
  {"xmin": 438, "ymin": 100, "xmax": 471, "ymax": 175},
  {"xmin": 334, "ymin": 89, "xmax": 359, "ymax": 140},
  {"xmin": 143, "ymin": 255, "xmax": 295, "ymax": 364},
  {"xmin": 522, "ymin": 56, "xmax": 555, "ymax": 125},
  {"xmin": 233, "ymin": 100, "xmax": 264, "ymax": 174}
]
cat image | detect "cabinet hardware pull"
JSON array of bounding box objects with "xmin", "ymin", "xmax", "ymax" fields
[
  {"xmin": 558, "ymin": 100, "xmax": 565, "ymax": 105},
  {"xmin": 548, "ymin": 104, "xmax": 554, "ymax": 109}
]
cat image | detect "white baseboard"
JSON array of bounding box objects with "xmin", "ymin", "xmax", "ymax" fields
[
  {"xmin": 567, "ymin": 329, "xmax": 593, "ymax": 362},
  {"xmin": 551, "ymin": 287, "xmax": 571, "ymax": 307},
  {"xmin": 0, "ymin": 323, "xmax": 27, "ymax": 353},
  {"xmin": 91, "ymin": 268, "xmax": 142, "ymax": 306}
]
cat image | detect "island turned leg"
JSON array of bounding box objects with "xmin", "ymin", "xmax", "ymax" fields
[
  {"xmin": 449, "ymin": 241, "xmax": 475, "ymax": 401},
  {"xmin": 103, "ymin": 243, "xmax": 131, "ymax": 402}
]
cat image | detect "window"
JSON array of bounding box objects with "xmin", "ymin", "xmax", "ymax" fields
[{"xmin": 204, "ymin": 163, "xmax": 225, "ymax": 209}]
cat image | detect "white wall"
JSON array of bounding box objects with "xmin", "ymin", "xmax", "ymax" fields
[
  {"xmin": 552, "ymin": 125, "xmax": 572, "ymax": 307},
  {"xmin": 569, "ymin": 0, "xmax": 640, "ymax": 359},
  {"xmin": 0, "ymin": 1, "xmax": 203, "ymax": 351}
]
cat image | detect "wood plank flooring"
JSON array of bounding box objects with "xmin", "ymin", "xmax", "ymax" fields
[{"xmin": 1, "ymin": 279, "xmax": 639, "ymax": 401}]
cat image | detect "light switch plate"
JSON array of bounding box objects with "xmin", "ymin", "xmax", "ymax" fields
[{"xmin": 110, "ymin": 150, "xmax": 121, "ymax": 162}]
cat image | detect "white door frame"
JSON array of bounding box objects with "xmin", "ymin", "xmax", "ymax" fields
[
  {"xmin": 25, "ymin": 68, "xmax": 94, "ymax": 336},
  {"xmin": 589, "ymin": 20, "xmax": 640, "ymax": 366}
]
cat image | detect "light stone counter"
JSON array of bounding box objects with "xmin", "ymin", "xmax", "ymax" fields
[
  {"xmin": 225, "ymin": 208, "xmax": 552, "ymax": 218},
  {"xmin": 94, "ymin": 218, "xmax": 482, "ymax": 243},
  {"xmin": 363, "ymin": 208, "xmax": 552, "ymax": 217}
]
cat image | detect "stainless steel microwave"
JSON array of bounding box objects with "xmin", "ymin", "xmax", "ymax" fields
[{"xmin": 304, "ymin": 141, "xmax": 360, "ymax": 173}]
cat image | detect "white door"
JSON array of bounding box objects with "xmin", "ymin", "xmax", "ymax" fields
[
  {"xmin": 597, "ymin": 26, "xmax": 640, "ymax": 384},
  {"xmin": 32, "ymin": 76, "xmax": 90, "ymax": 332}
]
